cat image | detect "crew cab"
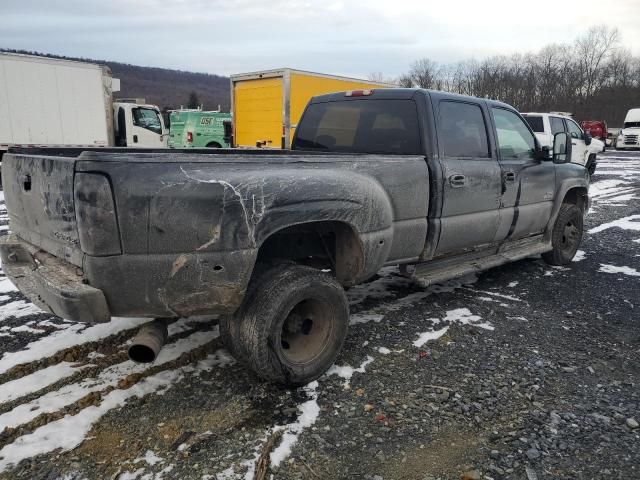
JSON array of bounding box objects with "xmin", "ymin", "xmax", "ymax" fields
[
  {"xmin": 522, "ymin": 112, "xmax": 602, "ymax": 176},
  {"xmin": 0, "ymin": 89, "xmax": 588, "ymax": 385}
]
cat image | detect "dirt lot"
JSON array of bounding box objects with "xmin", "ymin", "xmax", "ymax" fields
[{"xmin": 0, "ymin": 151, "xmax": 638, "ymax": 480}]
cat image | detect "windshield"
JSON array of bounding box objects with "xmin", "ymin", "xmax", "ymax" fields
[
  {"xmin": 624, "ymin": 121, "xmax": 640, "ymax": 128},
  {"xmin": 293, "ymin": 99, "xmax": 422, "ymax": 154},
  {"xmin": 522, "ymin": 115, "xmax": 544, "ymax": 133}
]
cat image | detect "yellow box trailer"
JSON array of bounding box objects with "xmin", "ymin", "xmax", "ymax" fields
[{"xmin": 230, "ymin": 68, "xmax": 395, "ymax": 148}]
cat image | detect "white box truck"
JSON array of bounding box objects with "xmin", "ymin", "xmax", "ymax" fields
[{"xmin": 0, "ymin": 53, "xmax": 168, "ymax": 163}]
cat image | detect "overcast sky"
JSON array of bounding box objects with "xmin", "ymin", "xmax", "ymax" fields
[{"xmin": 1, "ymin": 0, "xmax": 639, "ymax": 78}]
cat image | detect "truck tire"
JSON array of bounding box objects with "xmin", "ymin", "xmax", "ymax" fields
[
  {"xmin": 542, "ymin": 204, "xmax": 583, "ymax": 266},
  {"xmin": 219, "ymin": 264, "xmax": 349, "ymax": 386},
  {"xmin": 587, "ymin": 154, "xmax": 597, "ymax": 177}
]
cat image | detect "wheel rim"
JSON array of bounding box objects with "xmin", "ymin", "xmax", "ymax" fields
[
  {"xmin": 280, "ymin": 298, "xmax": 334, "ymax": 365},
  {"xmin": 560, "ymin": 218, "xmax": 580, "ymax": 254}
]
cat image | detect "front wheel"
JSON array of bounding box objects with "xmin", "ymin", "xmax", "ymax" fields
[
  {"xmin": 542, "ymin": 204, "xmax": 584, "ymax": 265},
  {"xmin": 220, "ymin": 264, "xmax": 349, "ymax": 386}
]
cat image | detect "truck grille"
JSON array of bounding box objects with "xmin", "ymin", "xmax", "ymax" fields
[{"xmin": 624, "ymin": 135, "xmax": 638, "ymax": 145}]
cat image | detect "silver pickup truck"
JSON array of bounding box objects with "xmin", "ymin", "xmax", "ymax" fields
[{"xmin": 0, "ymin": 88, "xmax": 588, "ymax": 385}]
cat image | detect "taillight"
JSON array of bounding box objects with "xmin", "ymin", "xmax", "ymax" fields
[
  {"xmin": 345, "ymin": 89, "xmax": 374, "ymax": 97},
  {"xmin": 187, "ymin": 131, "xmax": 193, "ymax": 143},
  {"xmin": 74, "ymin": 173, "xmax": 121, "ymax": 256}
]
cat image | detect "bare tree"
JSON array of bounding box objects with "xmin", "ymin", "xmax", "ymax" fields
[
  {"xmin": 409, "ymin": 58, "xmax": 440, "ymax": 89},
  {"xmin": 397, "ymin": 25, "xmax": 636, "ymax": 124},
  {"xmin": 397, "ymin": 73, "xmax": 414, "ymax": 88}
]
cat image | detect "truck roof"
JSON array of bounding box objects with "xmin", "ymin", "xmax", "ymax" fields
[
  {"xmin": 0, "ymin": 51, "xmax": 108, "ymax": 73},
  {"xmin": 309, "ymin": 88, "xmax": 516, "ymax": 111}
]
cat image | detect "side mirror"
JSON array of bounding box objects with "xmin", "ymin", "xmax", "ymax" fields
[
  {"xmin": 552, "ymin": 132, "xmax": 572, "ymax": 164},
  {"xmin": 584, "ymin": 132, "xmax": 592, "ymax": 146}
]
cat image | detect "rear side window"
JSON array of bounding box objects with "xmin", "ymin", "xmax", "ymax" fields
[
  {"xmin": 293, "ymin": 99, "xmax": 421, "ymax": 154},
  {"xmin": 550, "ymin": 117, "xmax": 565, "ymax": 135},
  {"xmin": 523, "ymin": 115, "xmax": 544, "ymax": 133},
  {"xmin": 439, "ymin": 101, "xmax": 489, "ymax": 158}
]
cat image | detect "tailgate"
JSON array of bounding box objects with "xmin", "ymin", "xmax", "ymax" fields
[{"xmin": 2, "ymin": 153, "xmax": 83, "ymax": 266}]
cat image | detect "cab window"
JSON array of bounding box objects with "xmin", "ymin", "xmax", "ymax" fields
[
  {"xmin": 132, "ymin": 107, "xmax": 163, "ymax": 134},
  {"xmin": 523, "ymin": 115, "xmax": 544, "ymax": 133},
  {"xmin": 492, "ymin": 108, "xmax": 536, "ymax": 160},
  {"xmin": 439, "ymin": 101, "xmax": 490, "ymax": 158},
  {"xmin": 566, "ymin": 120, "xmax": 583, "ymax": 140},
  {"xmin": 293, "ymin": 99, "xmax": 422, "ymax": 154},
  {"xmin": 550, "ymin": 116, "xmax": 565, "ymax": 135}
]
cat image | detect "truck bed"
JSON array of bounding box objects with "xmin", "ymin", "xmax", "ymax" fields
[{"xmin": 1, "ymin": 147, "xmax": 429, "ymax": 321}]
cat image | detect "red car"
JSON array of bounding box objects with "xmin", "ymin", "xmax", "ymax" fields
[{"xmin": 580, "ymin": 120, "xmax": 608, "ymax": 150}]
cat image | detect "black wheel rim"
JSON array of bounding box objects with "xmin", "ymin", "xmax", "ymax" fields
[{"xmin": 280, "ymin": 298, "xmax": 334, "ymax": 365}]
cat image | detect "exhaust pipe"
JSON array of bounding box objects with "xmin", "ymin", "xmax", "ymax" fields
[{"xmin": 128, "ymin": 319, "xmax": 168, "ymax": 363}]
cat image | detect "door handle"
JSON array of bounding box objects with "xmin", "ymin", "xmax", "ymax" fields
[
  {"xmin": 449, "ymin": 174, "xmax": 466, "ymax": 187},
  {"xmin": 571, "ymin": 141, "xmax": 577, "ymax": 145},
  {"xmin": 504, "ymin": 171, "xmax": 516, "ymax": 182}
]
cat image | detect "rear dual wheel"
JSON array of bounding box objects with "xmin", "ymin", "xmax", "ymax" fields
[{"xmin": 219, "ymin": 264, "xmax": 349, "ymax": 386}]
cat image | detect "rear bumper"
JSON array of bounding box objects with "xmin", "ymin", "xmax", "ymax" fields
[
  {"xmin": 0, "ymin": 234, "xmax": 110, "ymax": 323},
  {"xmin": 0, "ymin": 234, "xmax": 258, "ymax": 322}
]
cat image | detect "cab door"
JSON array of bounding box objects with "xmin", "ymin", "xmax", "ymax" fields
[
  {"xmin": 491, "ymin": 107, "xmax": 556, "ymax": 241},
  {"xmin": 129, "ymin": 106, "xmax": 167, "ymax": 147},
  {"xmin": 565, "ymin": 118, "xmax": 588, "ymax": 166},
  {"xmin": 432, "ymin": 99, "xmax": 502, "ymax": 256}
]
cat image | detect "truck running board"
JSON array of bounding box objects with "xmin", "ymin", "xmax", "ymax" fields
[{"xmin": 409, "ymin": 239, "xmax": 552, "ymax": 287}]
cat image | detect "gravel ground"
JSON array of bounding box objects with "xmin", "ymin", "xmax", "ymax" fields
[{"xmin": 0, "ymin": 151, "xmax": 638, "ymax": 480}]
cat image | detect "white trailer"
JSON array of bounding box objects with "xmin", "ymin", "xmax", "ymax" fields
[{"xmin": 0, "ymin": 53, "xmax": 168, "ymax": 158}]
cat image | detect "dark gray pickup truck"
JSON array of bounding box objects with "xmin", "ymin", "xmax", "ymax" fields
[{"xmin": 0, "ymin": 88, "xmax": 588, "ymax": 385}]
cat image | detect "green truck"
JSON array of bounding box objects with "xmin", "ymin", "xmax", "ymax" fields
[{"xmin": 168, "ymin": 110, "xmax": 232, "ymax": 148}]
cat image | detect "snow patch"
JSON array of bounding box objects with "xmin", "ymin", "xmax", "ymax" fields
[
  {"xmin": 598, "ymin": 264, "xmax": 640, "ymax": 277},
  {"xmin": 468, "ymin": 289, "xmax": 522, "ymax": 302},
  {"xmin": 413, "ymin": 326, "xmax": 449, "ymax": 347},
  {"xmin": 326, "ymin": 356, "xmax": 374, "ymax": 388},
  {"xmin": 413, "ymin": 307, "xmax": 493, "ymax": 347},
  {"xmin": 134, "ymin": 450, "xmax": 163, "ymax": 466},
  {"xmin": 0, "ymin": 317, "xmax": 149, "ymax": 375},
  {"xmin": 377, "ymin": 347, "xmax": 391, "ymax": 355},
  {"xmin": 589, "ymin": 214, "xmax": 640, "ymax": 234},
  {"xmin": 0, "ymin": 329, "xmax": 222, "ymax": 432},
  {"xmin": 349, "ymin": 313, "xmax": 384, "ymax": 325},
  {"xmin": 0, "ymin": 362, "xmax": 85, "ymax": 404},
  {"xmin": 0, "ymin": 300, "xmax": 43, "ymax": 321},
  {"xmin": 0, "ymin": 352, "xmax": 230, "ymax": 472},
  {"xmin": 270, "ymin": 381, "xmax": 320, "ymax": 468}
]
